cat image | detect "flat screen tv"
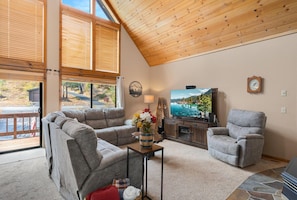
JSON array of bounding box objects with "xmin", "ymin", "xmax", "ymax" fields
[{"xmin": 170, "ymin": 88, "xmax": 215, "ymax": 119}]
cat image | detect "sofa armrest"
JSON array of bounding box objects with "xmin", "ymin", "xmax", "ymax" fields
[
  {"xmin": 98, "ymin": 150, "xmax": 141, "ymax": 181},
  {"xmin": 125, "ymin": 119, "xmax": 133, "ymax": 125},
  {"xmin": 237, "ymin": 134, "xmax": 264, "ymax": 168},
  {"xmin": 99, "ymin": 150, "xmax": 142, "ymax": 188},
  {"xmin": 237, "ymin": 134, "xmax": 264, "ymax": 141},
  {"xmin": 98, "ymin": 150, "xmax": 127, "ymax": 170},
  {"xmin": 207, "ymin": 127, "xmax": 229, "ymax": 136},
  {"xmin": 80, "ymin": 150, "xmax": 142, "ymax": 199}
]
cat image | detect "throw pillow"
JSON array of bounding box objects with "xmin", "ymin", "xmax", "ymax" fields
[{"xmin": 86, "ymin": 185, "xmax": 120, "ymax": 200}]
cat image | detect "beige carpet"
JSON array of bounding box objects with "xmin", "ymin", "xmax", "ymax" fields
[
  {"xmin": 145, "ymin": 140, "xmax": 287, "ymax": 199},
  {"xmin": 0, "ymin": 149, "xmax": 63, "ymax": 200},
  {"xmin": 0, "ymin": 140, "xmax": 287, "ymax": 200}
]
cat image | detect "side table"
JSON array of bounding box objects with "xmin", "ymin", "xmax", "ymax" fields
[{"xmin": 127, "ymin": 143, "xmax": 164, "ymax": 200}]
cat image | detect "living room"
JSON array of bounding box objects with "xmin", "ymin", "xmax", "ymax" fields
[
  {"xmin": 1, "ymin": 0, "xmax": 297, "ymax": 199},
  {"xmin": 44, "ymin": 0, "xmax": 297, "ymax": 162}
]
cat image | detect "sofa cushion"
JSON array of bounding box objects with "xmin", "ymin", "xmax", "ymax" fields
[
  {"xmin": 208, "ymin": 135, "xmax": 239, "ymax": 156},
  {"xmin": 46, "ymin": 111, "xmax": 65, "ymax": 122},
  {"xmin": 113, "ymin": 125, "xmax": 137, "ymax": 146},
  {"xmin": 227, "ymin": 109, "xmax": 266, "ymax": 128},
  {"xmin": 62, "ymin": 119, "xmax": 101, "ymax": 170},
  {"xmin": 227, "ymin": 123, "xmax": 263, "ymax": 139},
  {"xmin": 94, "ymin": 128, "xmax": 118, "ymax": 146},
  {"xmin": 63, "ymin": 110, "xmax": 86, "ymax": 124},
  {"xmin": 97, "ymin": 139, "xmax": 122, "ymax": 156},
  {"xmin": 54, "ymin": 115, "xmax": 70, "ymax": 128},
  {"xmin": 85, "ymin": 108, "xmax": 108, "ymax": 129},
  {"xmin": 104, "ymin": 108, "xmax": 125, "ymax": 127}
]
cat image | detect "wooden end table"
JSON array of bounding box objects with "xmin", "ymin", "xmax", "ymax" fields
[{"xmin": 127, "ymin": 143, "xmax": 164, "ymax": 200}]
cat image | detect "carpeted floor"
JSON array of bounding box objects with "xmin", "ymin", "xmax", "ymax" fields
[
  {"xmin": 0, "ymin": 153, "xmax": 63, "ymax": 200},
  {"xmin": 0, "ymin": 140, "xmax": 288, "ymax": 200}
]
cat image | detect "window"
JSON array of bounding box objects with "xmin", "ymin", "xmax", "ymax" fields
[
  {"xmin": 62, "ymin": 0, "xmax": 90, "ymax": 14},
  {"xmin": 62, "ymin": 0, "xmax": 112, "ymax": 21},
  {"xmin": 61, "ymin": 0, "xmax": 120, "ymax": 78},
  {"xmin": 96, "ymin": 23, "xmax": 119, "ymax": 73},
  {"xmin": 0, "ymin": 0, "xmax": 45, "ymax": 73},
  {"xmin": 96, "ymin": 2, "xmax": 109, "ymax": 20},
  {"xmin": 61, "ymin": 13, "xmax": 92, "ymax": 70},
  {"xmin": 92, "ymin": 83, "xmax": 116, "ymax": 108},
  {"xmin": 61, "ymin": 81, "xmax": 116, "ymax": 111}
]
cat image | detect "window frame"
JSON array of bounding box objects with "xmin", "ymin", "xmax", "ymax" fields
[{"xmin": 60, "ymin": 0, "xmax": 120, "ymax": 81}]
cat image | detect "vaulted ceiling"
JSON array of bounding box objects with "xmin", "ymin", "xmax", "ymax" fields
[{"xmin": 105, "ymin": 0, "xmax": 297, "ymax": 66}]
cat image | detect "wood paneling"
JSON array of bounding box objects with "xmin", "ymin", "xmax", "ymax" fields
[{"xmin": 106, "ymin": 0, "xmax": 297, "ymax": 66}]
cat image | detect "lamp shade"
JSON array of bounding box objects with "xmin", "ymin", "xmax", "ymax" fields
[{"xmin": 144, "ymin": 95, "xmax": 154, "ymax": 104}]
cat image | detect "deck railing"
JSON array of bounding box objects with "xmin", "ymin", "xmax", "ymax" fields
[{"xmin": 0, "ymin": 112, "xmax": 39, "ymax": 139}]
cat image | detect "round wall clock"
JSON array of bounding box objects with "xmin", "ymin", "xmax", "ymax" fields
[
  {"xmin": 129, "ymin": 81, "xmax": 142, "ymax": 97},
  {"xmin": 247, "ymin": 76, "xmax": 263, "ymax": 93}
]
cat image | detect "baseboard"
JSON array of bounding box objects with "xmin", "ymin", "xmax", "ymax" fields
[{"xmin": 262, "ymin": 154, "xmax": 289, "ymax": 163}]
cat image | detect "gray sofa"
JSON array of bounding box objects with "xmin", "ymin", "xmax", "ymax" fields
[
  {"xmin": 207, "ymin": 109, "xmax": 266, "ymax": 168},
  {"xmin": 62, "ymin": 108, "xmax": 138, "ymax": 146},
  {"xmin": 42, "ymin": 108, "xmax": 142, "ymax": 200}
]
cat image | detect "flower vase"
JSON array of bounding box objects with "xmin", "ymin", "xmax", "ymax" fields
[{"xmin": 139, "ymin": 131, "xmax": 154, "ymax": 149}]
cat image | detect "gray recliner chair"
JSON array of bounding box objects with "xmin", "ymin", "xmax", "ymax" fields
[{"xmin": 207, "ymin": 109, "xmax": 266, "ymax": 168}]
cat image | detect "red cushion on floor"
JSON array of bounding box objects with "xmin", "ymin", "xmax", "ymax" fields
[{"xmin": 86, "ymin": 185, "xmax": 120, "ymax": 200}]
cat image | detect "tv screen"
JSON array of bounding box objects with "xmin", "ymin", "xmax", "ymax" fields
[{"xmin": 170, "ymin": 88, "xmax": 213, "ymax": 118}]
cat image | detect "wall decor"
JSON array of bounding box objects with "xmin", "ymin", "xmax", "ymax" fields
[
  {"xmin": 129, "ymin": 81, "xmax": 142, "ymax": 97},
  {"xmin": 247, "ymin": 76, "xmax": 263, "ymax": 93}
]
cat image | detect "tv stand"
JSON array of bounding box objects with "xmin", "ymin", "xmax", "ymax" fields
[{"xmin": 164, "ymin": 117, "xmax": 217, "ymax": 149}]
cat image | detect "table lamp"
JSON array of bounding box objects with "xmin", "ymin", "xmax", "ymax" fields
[{"xmin": 144, "ymin": 95, "xmax": 154, "ymax": 110}]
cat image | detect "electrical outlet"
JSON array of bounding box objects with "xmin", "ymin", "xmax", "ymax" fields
[
  {"xmin": 281, "ymin": 90, "xmax": 287, "ymax": 96},
  {"xmin": 281, "ymin": 107, "xmax": 287, "ymax": 113}
]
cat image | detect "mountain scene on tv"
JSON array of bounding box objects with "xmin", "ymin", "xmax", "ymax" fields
[{"xmin": 170, "ymin": 88, "xmax": 212, "ymax": 118}]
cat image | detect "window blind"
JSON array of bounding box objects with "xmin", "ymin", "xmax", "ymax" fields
[
  {"xmin": 96, "ymin": 23, "xmax": 119, "ymax": 73},
  {"xmin": 0, "ymin": 0, "xmax": 44, "ymax": 63},
  {"xmin": 61, "ymin": 12, "xmax": 92, "ymax": 70}
]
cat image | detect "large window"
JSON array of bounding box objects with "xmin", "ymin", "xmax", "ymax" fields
[
  {"xmin": 61, "ymin": 81, "xmax": 116, "ymax": 111},
  {"xmin": 61, "ymin": 0, "xmax": 120, "ymax": 78}
]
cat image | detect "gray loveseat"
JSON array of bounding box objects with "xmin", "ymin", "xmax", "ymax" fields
[
  {"xmin": 207, "ymin": 109, "xmax": 266, "ymax": 168},
  {"xmin": 42, "ymin": 108, "xmax": 142, "ymax": 200}
]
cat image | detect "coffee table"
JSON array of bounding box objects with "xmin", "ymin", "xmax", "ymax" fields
[{"xmin": 127, "ymin": 143, "xmax": 164, "ymax": 200}]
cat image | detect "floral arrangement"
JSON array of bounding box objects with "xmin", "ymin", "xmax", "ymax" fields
[{"xmin": 132, "ymin": 108, "xmax": 157, "ymax": 133}]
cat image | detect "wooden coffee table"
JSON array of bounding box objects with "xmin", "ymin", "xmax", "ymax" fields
[{"xmin": 127, "ymin": 143, "xmax": 164, "ymax": 200}]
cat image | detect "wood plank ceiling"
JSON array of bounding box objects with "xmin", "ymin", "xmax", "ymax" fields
[{"xmin": 106, "ymin": 0, "xmax": 297, "ymax": 66}]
